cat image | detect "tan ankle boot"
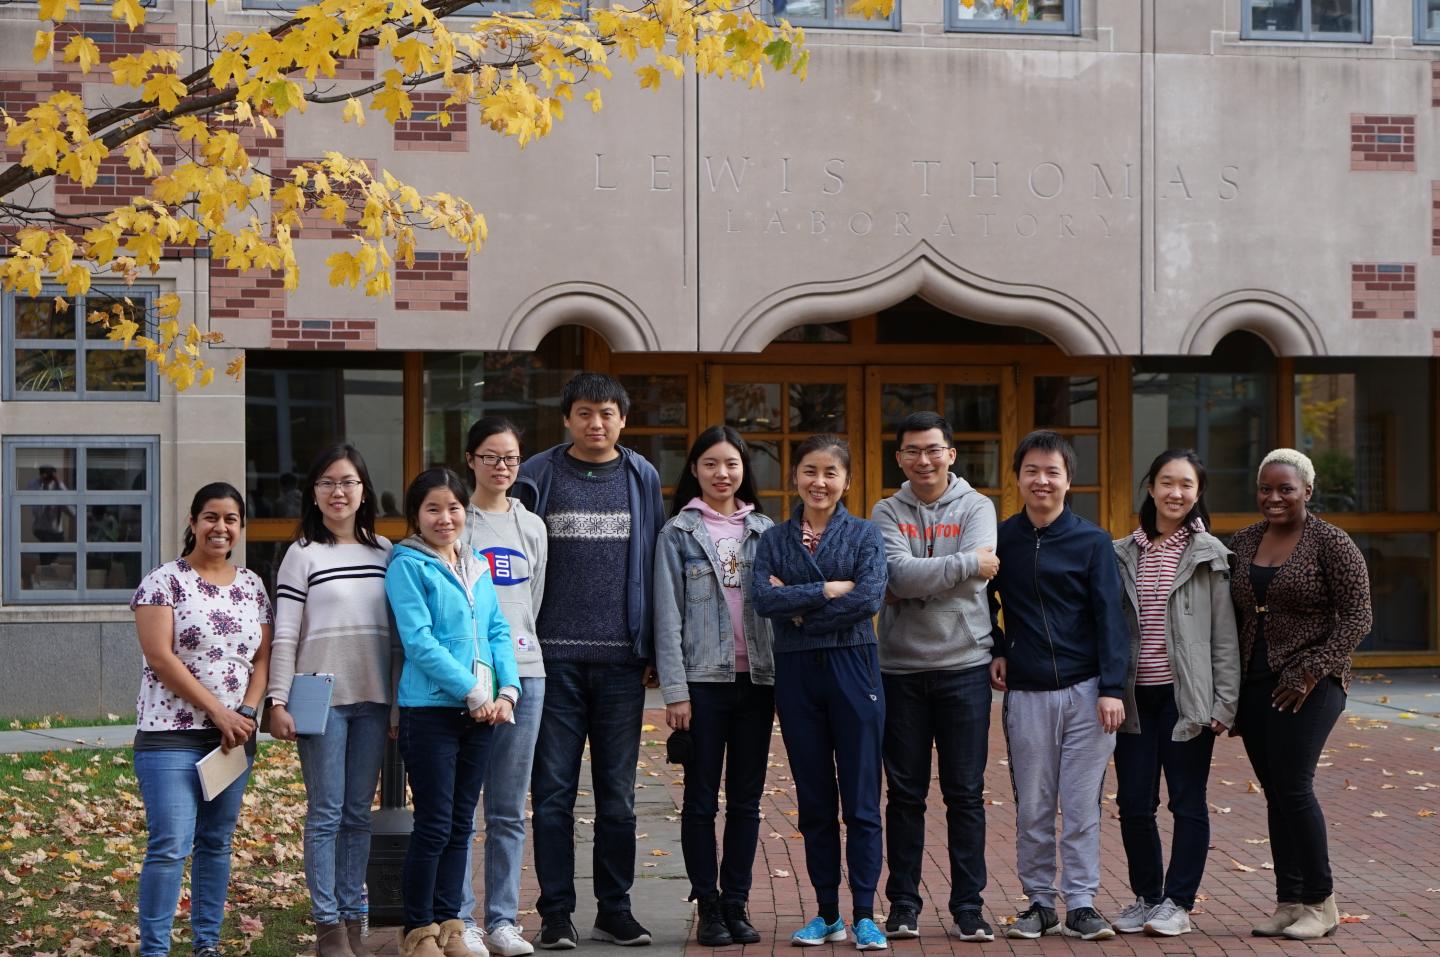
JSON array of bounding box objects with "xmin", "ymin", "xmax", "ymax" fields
[
  {"xmin": 345, "ymin": 919, "xmax": 370, "ymax": 957},
  {"xmin": 400, "ymin": 924, "xmax": 444, "ymax": 957},
  {"xmin": 1323, "ymin": 894, "xmax": 1340, "ymax": 928},
  {"xmin": 438, "ymin": 919, "xmax": 488, "ymax": 957},
  {"xmin": 1282, "ymin": 900, "xmax": 1338, "ymax": 940},
  {"xmin": 317, "ymin": 922, "xmax": 358, "ymax": 957},
  {"xmin": 1251, "ymin": 902, "xmax": 1304, "ymax": 937}
]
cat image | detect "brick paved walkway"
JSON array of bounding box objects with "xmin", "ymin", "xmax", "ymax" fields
[{"xmin": 373, "ymin": 684, "xmax": 1440, "ymax": 957}]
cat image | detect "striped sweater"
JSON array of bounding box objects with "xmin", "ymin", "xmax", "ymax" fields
[
  {"xmin": 267, "ymin": 538, "xmax": 395, "ymax": 708},
  {"xmin": 1129, "ymin": 525, "xmax": 1189, "ymax": 686}
]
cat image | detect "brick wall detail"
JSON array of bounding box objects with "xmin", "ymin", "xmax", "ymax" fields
[
  {"xmin": 395, "ymin": 251, "xmax": 469, "ymax": 311},
  {"xmin": 0, "ymin": 71, "xmax": 82, "ymax": 163},
  {"xmin": 1434, "ymin": 330, "xmax": 1440, "ymax": 357},
  {"xmin": 1433, "ymin": 61, "xmax": 1440, "ymax": 109},
  {"xmin": 1434, "ymin": 182, "xmax": 1440, "ymax": 256},
  {"xmin": 211, "ymin": 113, "xmax": 285, "ymax": 160},
  {"xmin": 1350, "ymin": 114, "xmax": 1415, "ymax": 171},
  {"xmin": 270, "ymin": 318, "xmax": 376, "ymax": 350},
  {"xmin": 394, "ymin": 92, "xmax": 469, "ymax": 153},
  {"xmin": 333, "ymin": 47, "xmax": 378, "ymax": 81},
  {"xmin": 211, "ymin": 267, "xmax": 286, "ymax": 320},
  {"xmin": 53, "ymin": 21, "xmax": 179, "ymax": 78},
  {"xmin": 272, "ymin": 157, "xmax": 376, "ymax": 239},
  {"xmin": 1351, "ymin": 263, "xmax": 1416, "ymax": 320}
]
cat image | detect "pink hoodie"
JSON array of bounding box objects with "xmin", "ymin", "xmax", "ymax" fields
[{"xmin": 687, "ymin": 497, "xmax": 754, "ymax": 673}]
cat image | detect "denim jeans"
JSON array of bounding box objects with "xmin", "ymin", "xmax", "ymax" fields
[
  {"xmin": 460, "ymin": 676, "xmax": 546, "ymax": 930},
  {"xmin": 881, "ymin": 664, "xmax": 991, "ymax": 916},
  {"xmin": 135, "ymin": 747, "xmax": 253, "ymax": 957},
  {"xmin": 680, "ymin": 674, "xmax": 775, "ymax": 904},
  {"xmin": 297, "ymin": 701, "xmax": 390, "ymax": 924},
  {"xmin": 399, "ymin": 707, "xmax": 493, "ymax": 932},
  {"xmin": 1238, "ymin": 674, "xmax": 1345, "ymax": 905},
  {"xmin": 531, "ymin": 661, "xmax": 645, "ymax": 918},
  {"xmin": 1113, "ymin": 683, "xmax": 1216, "ymax": 910}
]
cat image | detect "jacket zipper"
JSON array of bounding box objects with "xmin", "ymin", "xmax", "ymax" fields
[{"xmin": 1033, "ymin": 527, "xmax": 1061, "ymax": 688}]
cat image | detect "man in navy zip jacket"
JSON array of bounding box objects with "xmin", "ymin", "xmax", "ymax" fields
[
  {"xmin": 513, "ymin": 373, "xmax": 666, "ymax": 950},
  {"xmin": 986, "ymin": 430, "xmax": 1128, "ymax": 943}
]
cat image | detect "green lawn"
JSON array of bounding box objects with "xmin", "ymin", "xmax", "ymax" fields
[
  {"xmin": 3, "ymin": 712, "xmax": 137, "ymax": 731},
  {"xmin": 0, "ymin": 742, "xmax": 313, "ymax": 956}
]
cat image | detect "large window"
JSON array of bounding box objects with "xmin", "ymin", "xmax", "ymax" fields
[
  {"xmin": 769, "ymin": 0, "xmax": 901, "ymax": 30},
  {"xmin": 1417, "ymin": 0, "xmax": 1440, "ymax": 42},
  {"xmin": 948, "ymin": 0, "xmax": 1078, "ymax": 34},
  {"xmin": 1131, "ymin": 333, "xmax": 1275, "ymax": 515},
  {"xmin": 1242, "ymin": 0, "xmax": 1370, "ymax": 42},
  {"xmin": 3, "ymin": 289, "xmax": 156, "ymax": 400},
  {"xmin": 1294, "ymin": 359, "xmax": 1432, "ymax": 514},
  {"xmin": 3, "ymin": 436, "xmax": 158, "ymax": 604}
]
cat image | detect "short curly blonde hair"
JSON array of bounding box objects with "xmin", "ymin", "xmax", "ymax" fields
[{"xmin": 1259, "ymin": 448, "xmax": 1315, "ymax": 488}]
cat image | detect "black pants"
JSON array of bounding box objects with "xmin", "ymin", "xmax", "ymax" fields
[
  {"xmin": 1238, "ymin": 674, "xmax": 1345, "ymax": 905},
  {"xmin": 680, "ymin": 674, "xmax": 775, "ymax": 903},
  {"xmin": 881, "ymin": 664, "xmax": 990, "ymax": 916},
  {"xmin": 1113, "ymin": 683, "xmax": 1215, "ymax": 910}
]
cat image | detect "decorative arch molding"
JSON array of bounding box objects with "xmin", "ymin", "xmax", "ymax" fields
[
  {"xmin": 722, "ymin": 241, "xmax": 1120, "ymax": 355},
  {"xmin": 1180, "ymin": 291, "xmax": 1327, "ymax": 357},
  {"xmin": 500, "ymin": 282, "xmax": 660, "ymax": 352}
]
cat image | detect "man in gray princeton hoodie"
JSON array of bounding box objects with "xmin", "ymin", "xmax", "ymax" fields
[{"xmin": 870, "ymin": 411, "xmax": 1000, "ymax": 945}]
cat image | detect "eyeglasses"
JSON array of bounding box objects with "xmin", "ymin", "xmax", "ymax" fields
[
  {"xmin": 897, "ymin": 446, "xmax": 952, "ymax": 462},
  {"xmin": 473, "ymin": 454, "xmax": 522, "ymax": 468},
  {"xmin": 315, "ymin": 479, "xmax": 363, "ymax": 492}
]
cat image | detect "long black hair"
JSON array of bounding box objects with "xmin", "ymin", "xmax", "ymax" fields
[
  {"xmin": 182, "ymin": 482, "xmax": 245, "ymax": 559},
  {"xmin": 403, "ymin": 468, "xmax": 469, "ymax": 536},
  {"xmin": 1138, "ymin": 448, "xmax": 1211, "ymax": 538},
  {"xmin": 297, "ymin": 444, "xmax": 381, "ymax": 548},
  {"xmin": 670, "ymin": 425, "xmax": 765, "ymax": 517}
]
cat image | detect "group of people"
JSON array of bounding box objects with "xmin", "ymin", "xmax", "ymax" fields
[{"xmin": 128, "ymin": 371, "xmax": 1374, "ymax": 957}]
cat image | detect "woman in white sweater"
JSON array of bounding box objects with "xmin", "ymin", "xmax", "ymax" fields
[
  {"xmin": 267, "ymin": 444, "xmax": 395, "ymax": 957},
  {"xmin": 455, "ymin": 417, "xmax": 549, "ymax": 957}
]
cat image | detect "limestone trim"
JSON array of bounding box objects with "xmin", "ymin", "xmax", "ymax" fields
[
  {"xmin": 501, "ymin": 282, "xmax": 660, "ymax": 352},
  {"xmin": 1180, "ymin": 290, "xmax": 1327, "ymax": 357},
  {"xmin": 722, "ymin": 240, "xmax": 1119, "ymax": 355}
]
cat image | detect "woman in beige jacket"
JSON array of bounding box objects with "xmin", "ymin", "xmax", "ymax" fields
[{"xmin": 1110, "ymin": 450, "xmax": 1240, "ymax": 938}]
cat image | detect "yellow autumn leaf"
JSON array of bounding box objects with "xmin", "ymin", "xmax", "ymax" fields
[
  {"xmin": 141, "ymin": 73, "xmax": 188, "ymax": 112},
  {"xmin": 637, "ymin": 65, "xmax": 662, "ymax": 90},
  {"xmin": 342, "ymin": 97, "xmax": 366, "ymax": 127},
  {"xmin": 155, "ymin": 293, "xmax": 183, "ymax": 318},
  {"xmin": 63, "ymin": 35, "xmax": 102, "ymax": 74},
  {"xmin": 33, "ymin": 30, "xmax": 54, "ymax": 63},
  {"xmin": 38, "ymin": 0, "xmax": 80, "ymax": 22},
  {"xmin": 585, "ymin": 89, "xmax": 603, "ymax": 112},
  {"xmin": 110, "ymin": 0, "xmax": 146, "ymax": 30}
]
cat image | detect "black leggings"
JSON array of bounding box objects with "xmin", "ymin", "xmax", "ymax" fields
[{"xmin": 1237, "ymin": 675, "xmax": 1345, "ymax": 905}]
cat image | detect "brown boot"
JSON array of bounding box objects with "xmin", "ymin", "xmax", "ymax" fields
[
  {"xmin": 400, "ymin": 924, "xmax": 444, "ymax": 957},
  {"xmin": 438, "ymin": 919, "xmax": 488, "ymax": 957},
  {"xmin": 1251, "ymin": 902, "xmax": 1303, "ymax": 937},
  {"xmin": 317, "ymin": 922, "xmax": 358, "ymax": 957},
  {"xmin": 345, "ymin": 919, "xmax": 370, "ymax": 957}
]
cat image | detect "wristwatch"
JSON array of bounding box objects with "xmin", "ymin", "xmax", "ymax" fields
[{"xmin": 235, "ymin": 704, "xmax": 258, "ymax": 721}]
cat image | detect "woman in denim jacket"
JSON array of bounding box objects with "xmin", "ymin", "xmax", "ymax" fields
[{"xmin": 654, "ymin": 426, "xmax": 776, "ymax": 948}]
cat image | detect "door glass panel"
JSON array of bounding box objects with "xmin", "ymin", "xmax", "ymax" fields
[
  {"xmin": 626, "ymin": 435, "xmax": 688, "ymax": 490},
  {"xmin": 14, "ymin": 448, "xmax": 77, "ymax": 489},
  {"xmin": 789, "ymin": 383, "xmax": 847, "ymax": 432},
  {"xmin": 618, "ymin": 375, "xmax": 687, "ymax": 428},
  {"xmin": 725, "ymin": 383, "xmax": 782, "ymax": 431},
  {"xmin": 88, "ymin": 505, "xmax": 144, "ymax": 543},
  {"xmin": 21, "ymin": 553, "xmax": 77, "ymax": 592},
  {"xmin": 85, "ymin": 551, "xmax": 143, "ymax": 591},
  {"xmin": 955, "ymin": 441, "xmax": 1001, "ymax": 490},
  {"xmin": 1352, "ymin": 533, "xmax": 1434, "ymax": 653},
  {"xmin": 1070, "ymin": 435, "xmax": 1099, "ymax": 486},
  {"xmin": 880, "ymin": 383, "xmax": 937, "ymax": 435},
  {"xmin": 746, "ymin": 440, "xmax": 783, "ymax": 493},
  {"xmin": 944, "ymin": 384, "xmax": 1000, "ymax": 432},
  {"xmin": 1069, "ymin": 492, "xmax": 1100, "ymax": 524},
  {"xmin": 87, "ymin": 447, "xmax": 148, "ymax": 491},
  {"xmin": 21, "ymin": 505, "xmax": 76, "ymax": 544},
  {"xmin": 1035, "ymin": 376, "xmax": 1099, "ymax": 428}
]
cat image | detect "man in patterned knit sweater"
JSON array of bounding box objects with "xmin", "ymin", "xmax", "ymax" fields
[{"xmin": 514, "ymin": 373, "xmax": 666, "ymax": 951}]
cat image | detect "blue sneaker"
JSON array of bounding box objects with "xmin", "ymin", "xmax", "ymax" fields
[
  {"xmin": 853, "ymin": 919, "xmax": 888, "ymax": 951},
  {"xmin": 792, "ymin": 916, "xmax": 846, "ymax": 946}
]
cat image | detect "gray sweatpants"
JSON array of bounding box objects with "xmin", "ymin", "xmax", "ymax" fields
[{"xmin": 1002, "ymin": 677, "xmax": 1116, "ymax": 910}]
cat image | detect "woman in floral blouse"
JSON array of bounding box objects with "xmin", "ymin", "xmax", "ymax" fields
[{"xmin": 130, "ymin": 482, "xmax": 272, "ymax": 957}]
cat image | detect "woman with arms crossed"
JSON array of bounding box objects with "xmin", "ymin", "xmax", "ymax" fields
[
  {"xmin": 131, "ymin": 483, "xmax": 271, "ymax": 957},
  {"xmin": 268, "ymin": 445, "xmax": 394, "ymax": 957},
  {"xmin": 752, "ymin": 435, "xmax": 889, "ymax": 951},
  {"xmin": 1230, "ymin": 449, "xmax": 1372, "ymax": 940},
  {"xmin": 654, "ymin": 427, "xmax": 776, "ymax": 947}
]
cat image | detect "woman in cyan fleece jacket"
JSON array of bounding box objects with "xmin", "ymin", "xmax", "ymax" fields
[
  {"xmin": 386, "ymin": 468, "xmax": 520, "ymax": 957},
  {"xmin": 752, "ymin": 434, "xmax": 889, "ymax": 951}
]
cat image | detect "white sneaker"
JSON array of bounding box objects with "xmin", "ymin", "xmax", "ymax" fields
[
  {"xmin": 487, "ymin": 924, "xmax": 535, "ymax": 957},
  {"xmin": 1112, "ymin": 898, "xmax": 1153, "ymax": 934},
  {"xmin": 462, "ymin": 926, "xmax": 490, "ymax": 956},
  {"xmin": 1143, "ymin": 899, "xmax": 1192, "ymax": 937}
]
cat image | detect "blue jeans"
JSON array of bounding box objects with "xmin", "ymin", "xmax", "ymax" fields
[
  {"xmin": 135, "ymin": 747, "xmax": 253, "ymax": 957},
  {"xmin": 681, "ymin": 675, "xmax": 774, "ymax": 903},
  {"xmin": 297, "ymin": 702, "xmax": 390, "ymax": 924},
  {"xmin": 460, "ymin": 676, "xmax": 546, "ymax": 930},
  {"xmin": 1113, "ymin": 683, "xmax": 1216, "ymax": 910},
  {"xmin": 881, "ymin": 664, "xmax": 991, "ymax": 916},
  {"xmin": 531, "ymin": 662, "xmax": 645, "ymax": 918},
  {"xmin": 399, "ymin": 707, "xmax": 493, "ymax": 932}
]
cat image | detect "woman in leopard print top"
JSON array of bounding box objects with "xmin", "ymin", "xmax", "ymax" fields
[{"xmin": 1228, "ymin": 449, "xmax": 1371, "ymax": 942}]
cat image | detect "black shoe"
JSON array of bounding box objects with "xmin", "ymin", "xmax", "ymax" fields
[
  {"xmin": 695, "ymin": 894, "xmax": 734, "ymax": 947},
  {"xmin": 884, "ymin": 905, "xmax": 920, "ymax": 939},
  {"xmin": 193, "ymin": 949, "xmax": 223, "ymax": 957},
  {"xmin": 539, "ymin": 915, "xmax": 578, "ymax": 950},
  {"xmin": 1004, "ymin": 903, "xmax": 1059, "ymax": 940},
  {"xmin": 724, "ymin": 899, "xmax": 761, "ymax": 945},
  {"xmin": 949, "ymin": 910, "xmax": 994, "ymax": 943},
  {"xmin": 592, "ymin": 910, "xmax": 652, "ymax": 946},
  {"xmin": 1061, "ymin": 907, "xmax": 1115, "ymax": 941}
]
